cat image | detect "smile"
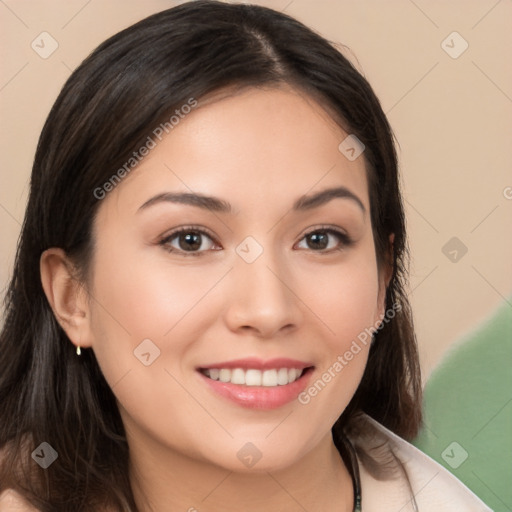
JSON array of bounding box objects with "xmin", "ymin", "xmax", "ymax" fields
[
  {"xmin": 200, "ymin": 367, "xmax": 305, "ymax": 386},
  {"xmin": 197, "ymin": 358, "xmax": 314, "ymax": 409}
]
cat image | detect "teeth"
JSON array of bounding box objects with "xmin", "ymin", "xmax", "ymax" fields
[
  {"xmin": 245, "ymin": 369, "xmax": 262, "ymax": 386},
  {"xmin": 219, "ymin": 369, "xmax": 231, "ymax": 382},
  {"xmin": 203, "ymin": 367, "xmax": 305, "ymax": 386},
  {"xmin": 231, "ymin": 368, "xmax": 245, "ymax": 385},
  {"xmin": 262, "ymin": 369, "xmax": 277, "ymax": 386},
  {"xmin": 277, "ymin": 368, "xmax": 289, "ymax": 385}
]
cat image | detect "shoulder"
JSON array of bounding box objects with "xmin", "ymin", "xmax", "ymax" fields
[
  {"xmin": 0, "ymin": 489, "xmax": 39, "ymax": 511},
  {"xmin": 347, "ymin": 414, "xmax": 493, "ymax": 512}
]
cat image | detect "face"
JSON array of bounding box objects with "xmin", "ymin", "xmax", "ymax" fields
[{"xmin": 82, "ymin": 86, "xmax": 388, "ymax": 472}]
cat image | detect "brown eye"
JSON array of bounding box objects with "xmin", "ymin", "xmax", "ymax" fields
[
  {"xmin": 160, "ymin": 227, "xmax": 217, "ymax": 256},
  {"xmin": 296, "ymin": 228, "xmax": 353, "ymax": 253},
  {"xmin": 306, "ymin": 231, "xmax": 330, "ymax": 250},
  {"xmin": 175, "ymin": 231, "xmax": 203, "ymax": 251}
]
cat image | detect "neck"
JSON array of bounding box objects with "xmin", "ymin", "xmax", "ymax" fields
[{"xmin": 128, "ymin": 430, "xmax": 354, "ymax": 512}]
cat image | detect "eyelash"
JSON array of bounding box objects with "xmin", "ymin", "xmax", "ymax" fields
[{"xmin": 158, "ymin": 224, "xmax": 354, "ymax": 257}]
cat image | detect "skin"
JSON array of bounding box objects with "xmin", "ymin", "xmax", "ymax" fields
[{"xmin": 41, "ymin": 86, "xmax": 392, "ymax": 512}]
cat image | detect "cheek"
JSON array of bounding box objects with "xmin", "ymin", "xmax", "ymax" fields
[
  {"xmin": 293, "ymin": 247, "xmax": 379, "ymax": 418},
  {"xmin": 296, "ymin": 246, "xmax": 381, "ymax": 348},
  {"xmin": 85, "ymin": 247, "xmax": 228, "ymax": 459},
  {"xmin": 89, "ymin": 246, "xmax": 227, "ymax": 347},
  {"xmin": 85, "ymin": 241, "xmax": 232, "ymax": 414}
]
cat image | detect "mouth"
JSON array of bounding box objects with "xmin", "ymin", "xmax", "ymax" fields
[
  {"xmin": 196, "ymin": 358, "xmax": 314, "ymax": 409},
  {"xmin": 199, "ymin": 367, "xmax": 307, "ymax": 386}
]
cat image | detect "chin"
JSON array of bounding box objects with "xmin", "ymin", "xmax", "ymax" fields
[{"xmin": 199, "ymin": 434, "xmax": 318, "ymax": 475}]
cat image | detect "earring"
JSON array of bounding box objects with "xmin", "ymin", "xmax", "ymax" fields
[{"xmin": 76, "ymin": 346, "xmax": 81, "ymax": 356}]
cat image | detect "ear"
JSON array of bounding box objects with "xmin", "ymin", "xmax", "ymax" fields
[
  {"xmin": 375, "ymin": 233, "xmax": 395, "ymax": 325},
  {"xmin": 40, "ymin": 248, "xmax": 93, "ymax": 350}
]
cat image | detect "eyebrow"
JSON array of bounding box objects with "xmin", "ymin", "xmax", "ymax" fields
[{"xmin": 137, "ymin": 186, "xmax": 366, "ymax": 215}]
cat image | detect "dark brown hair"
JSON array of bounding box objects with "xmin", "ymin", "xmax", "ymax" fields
[{"xmin": 0, "ymin": 1, "xmax": 421, "ymax": 510}]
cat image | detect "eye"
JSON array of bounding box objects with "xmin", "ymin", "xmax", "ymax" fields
[
  {"xmin": 159, "ymin": 226, "xmax": 219, "ymax": 256},
  {"xmin": 159, "ymin": 225, "xmax": 353, "ymax": 257},
  {"xmin": 295, "ymin": 227, "xmax": 353, "ymax": 253}
]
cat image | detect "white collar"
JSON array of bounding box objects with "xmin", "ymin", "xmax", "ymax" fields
[{"xmin": 347, "ymin": 414, "xmax": 492, "ymax": 511}]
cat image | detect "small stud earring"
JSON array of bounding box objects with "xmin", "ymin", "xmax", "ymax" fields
[{"xmin": 76, "ymin": 346, "xmax": 81, "ymax": 356}]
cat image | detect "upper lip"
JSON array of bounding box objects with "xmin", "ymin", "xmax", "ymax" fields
[{"xmin": 197, "ymin": 357, "xmax": 313, "ymax": 371}]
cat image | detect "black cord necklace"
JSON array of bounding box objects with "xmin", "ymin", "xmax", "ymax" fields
[{"xmin": 334, "ymin": 432, "xmax": 362, "ymax": 512}]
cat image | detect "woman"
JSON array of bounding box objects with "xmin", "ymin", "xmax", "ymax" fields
[{"xmin": 0, "ymin": 1, "xmax": 492, "ymax": 510}]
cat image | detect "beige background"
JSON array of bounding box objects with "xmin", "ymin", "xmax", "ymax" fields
[{"xmin": 1, "ymin": 0, "xmax": 511, "ymax": 381}]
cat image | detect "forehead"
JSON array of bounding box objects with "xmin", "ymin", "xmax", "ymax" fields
[{"xmin": 102, "ymin": 86, "xmax": 369, "ymax": 219}]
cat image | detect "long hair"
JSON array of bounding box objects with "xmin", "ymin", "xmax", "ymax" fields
[{"xmin": 0, "ymin": 1, "xmax": 421, "ymax": 509}]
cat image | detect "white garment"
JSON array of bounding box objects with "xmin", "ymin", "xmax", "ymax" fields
[{"xmin": 352, "ymin": 415, "xmax": 493, "ymax": 511}]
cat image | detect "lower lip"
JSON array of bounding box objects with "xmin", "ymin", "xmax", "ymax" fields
[{"xmin": 199, "ymin": 368, "xmax": 313, "ymax": 410}]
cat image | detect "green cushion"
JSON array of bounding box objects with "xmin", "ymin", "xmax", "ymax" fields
[{"xmin": 413, "ymin": 298, "xmax": 512, "ymax": 511}]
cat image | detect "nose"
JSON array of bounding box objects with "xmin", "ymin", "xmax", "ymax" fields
[{"xmin": 223, "ymin": 247, "xmax": 303, "ymax": 339}]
